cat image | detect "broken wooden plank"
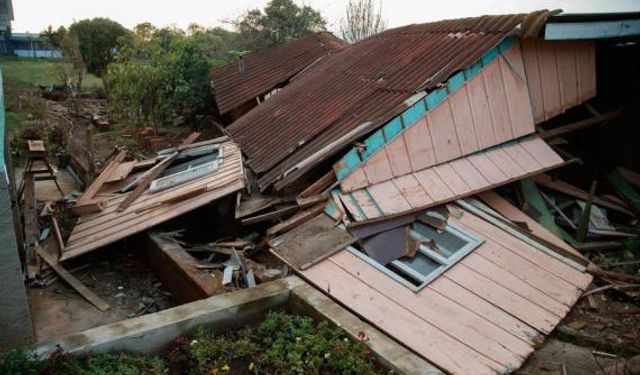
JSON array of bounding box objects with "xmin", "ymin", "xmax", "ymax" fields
[
  {"xmin": 588, "ymin": 266, "xmax": 640, "ymax": 284},
  {"xmin": 532, "ymin": 174, "xmax": 634, "ymax": 216},
  {"xmin": 235, "ymin": 195, "xmax": 284, "ymax": 219},
  {"xmin": 606, "ymin": 169, "xmax": 640, "ymax": 215},
  {"xmin": 35, "ymin": 243, "xmax": 110, "ymax": 311},
  {"xmin": 573, "ymin": 241, "xmax": 624, "ymax": 252},
  {"xmin": 265, "ymin": 203, "xmax": 325, "ymax": 236},
  {"xmin": 577, "ymin": 181, "xmax": 597, "ymax": 243},
  {"xmin": 269, "ymin": 213, "xmax": 354, "ymax": 270},
  {"xmin": 76, "ymin": 149, "xmax": 127, "ymax": 205},
  {"xmin": 241, "ymin": 205, "xmax": 299, "ymax": 226},
  {"xmin": 51, "ymin": 216, "xmax": 65, "ymax": 256},
  {"xmin": 103, "ymin": 161, "xmax": 136, "ymax": 183},
  {"xmin": 538, "ymin": 109, "xmax": 621, "ymax": 140},
  {"xmin": 296, "ymin": 192, "xmax": 329, "ymax": 208},
  {"xmin": 181, "ymin": 132, "xmax": 201, "ymax": 145},
  {"xmin": 298, "ymin": 170, "xmax": 336, "ymax": 199},
  {"xmin": 117, "ymin": 152, "xmax": 178, "ymax": 212},
  {"xmin": 70, "ymin": 200, "xmax": 106, "ymax": 216}
]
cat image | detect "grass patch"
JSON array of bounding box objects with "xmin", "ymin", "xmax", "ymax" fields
[
  {"xmin": 0, "ymin": 312, "xmax": 386, "ymax": 375},
  {"xmin": 5, "ymin": 111, "xmax": 30, "ymax": 134},
  {"xmin": 0, "ymin": 58, "xmax": 103, "ymax": 93}
]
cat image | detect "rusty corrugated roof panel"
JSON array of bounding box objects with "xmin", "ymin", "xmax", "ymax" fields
[
  {"xmin": 211, "ymin": 32, "xmax": 347, "ymax": 114},
  {"xmin": 226, "ymin": 12, "xmax": 553, "ymax": 191}
]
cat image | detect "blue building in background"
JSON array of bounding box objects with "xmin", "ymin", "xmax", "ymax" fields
[{"xmin": 0, "ymin": 0, "xmax": 63, "ymax": 58}]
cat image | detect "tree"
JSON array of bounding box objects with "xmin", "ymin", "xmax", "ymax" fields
[
  {"xmin": 340, "ymin": 0, "xmax": 386, "ymax": 43},
  {"xmin": 69, "ymin": 18, "xmax": 133, "ymax": 84},
  {"xmin": 233, "ymin": 0, "xmax": 326, "ymax": 50}
]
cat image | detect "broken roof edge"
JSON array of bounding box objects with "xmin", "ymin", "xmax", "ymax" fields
[{"xmin": 332, "ymin": 35, "xmax": 519, "ymax": 183}]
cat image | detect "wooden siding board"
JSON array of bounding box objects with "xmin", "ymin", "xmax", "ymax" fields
[
  {"xmin": 499, "ymin": 44, "xmax": 535, "ymax": 137},
  {"xmin": 555, "ymin": 42, "xmax": 579, "ymax": 111},
  {"xmin": 331, "ymin": 251, "xmax": 532, "ymax": 368},
  {"xmin": 351, "ymin": 189, "xmax": 384, "ymax": 219},
  {"xmin": 428, "ymin": 101, "xmax": 463, "ymax": 163},
  {"xmin": 538, "ymin": 41, "xmax": 562, "ymax": 119},
  {"xmin": 340, "ymin": 167, "xmax": 369, "ymax": 193},
  {"xmin": 413, "ymin": 168, "xmax": 455, "ymax": 201},
  {"xmin": 466, "ymin": 73, "xmax": 497, "ymax": 149},
  {"xmin": 433, "ymin": 163, "xmax": 470, "ymax": 195},
  {"xmin": 363, "ymin": 149, "xmax": 394, "ymax": 184},
  {"xmin": 448, "ymin": 158, "xmax": 490, "ymax": 191},
  {"xmin": 302, "ymin": 260, "xmax": 506, "ymax": 374},
  {"xmin": 385, "ymin": 136, "xmax": 413, "ymax": 177},
  {"xmin": 366, "ymin": 180, "xmax": 411, "ymax": 215},
  {"xmin": 467, "ymin": 152, "xmax": 509, "ymax": 184},
  {"xmin": 448, "ymin": 86, "xmax": 481, "ymax": 154},
  {"xmin": 576, "ymin": 40, "xmax": 597, "ymax": 102},
  {"xmin": 392, "ymin": 174, "xmax": 433, "ymax": 208},
  {"xmin": 484, "ymin": 146, "xmax": 526, "ymax": 178},
  {"xmin": 519, "ymin": 137, "xmax": 564, "ymax": 167},
  {"xmin": 521, "ymin": 38, "xmax": 545, "ymax": 123},
  {"xmin": 403, "ymin": 117, "xmax": 437, "ymax": 171},
  {"xmin": 482, "ymin": 60, "xmax": 513, "ymax": 143}
]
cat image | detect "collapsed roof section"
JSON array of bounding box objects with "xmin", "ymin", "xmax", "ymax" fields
[
  {"xmin": 210, "ymin": 32, "xmax": 347, "ymax": 115},
  {"xmin": 225, "ymin": 11, "xmax": 556, "ymax": 191}
]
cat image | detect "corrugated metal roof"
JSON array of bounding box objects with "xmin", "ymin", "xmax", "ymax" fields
[
  {"xmin": 226, "ymin": 11, "xmax": 555, "ymax": 191},
  {"xmin": 211, "ymin": 32, "xmax": 347, "ymax": 115}
]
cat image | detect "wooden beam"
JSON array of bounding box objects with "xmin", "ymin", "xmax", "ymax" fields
[
  {"xmin": 266, "ymin": 203, "xmax": 325, "ymax": 237},
  {"xmin": 51, "ymin": 216, "xmax": 65, "ymax": 256},
  {"xmin": 35, "ymin": 243, "xmax": 110, "ymax": 311},
  {"xmin": 76, "ymin": 149, "xmax": 127, "ymax": 205},
  {"xmin": 576, "ymin": 181, "xmax": 597, "ymax": 243},
  {"xmin": 538, "ymin": 109, "xmax": 621, "ymax": 140},
  {"xmin": 588, "ymin": 266, "xmax": 640, "ymax": 284},
  {"xmin": 532, "ymin": 174, "xmax": 634, "ymax": 216},
  {"xmin": 297, "ymin": 170, "xmax": 336, "ymax": 199},
  {"xmin": 117, "ymin": 152, "xmax": 178, "ymax": 212},
  {"xmin": 241, "ymin": 205, "xmax": 299, "ymax": 226},
  {"xmin": 70, "ymin": 200, "xmax": 106, "ymax": 216},
  {"xmin": 181, "ymin": 132, "xmax": 201, "ymax": 145}
]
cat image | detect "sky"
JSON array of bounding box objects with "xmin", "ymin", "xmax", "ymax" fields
[{"xmin": 12, "ymin": 0, "xmax": 640, "ymax": 34}]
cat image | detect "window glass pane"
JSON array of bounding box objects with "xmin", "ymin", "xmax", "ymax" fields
[
  {"xmin": 398, "ymin": 253, "xmax": 441, "ymax": 275},
  {"xmin": 413, "ymin": 222, "xmax": 468, "ymax": 258}
]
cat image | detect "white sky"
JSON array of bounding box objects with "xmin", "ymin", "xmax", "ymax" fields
[{"xmin": 12, "ymin": 0, "xmax": 640, "ymax": 34}]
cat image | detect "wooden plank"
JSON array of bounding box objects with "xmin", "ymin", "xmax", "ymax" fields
[
  {"xmin": 181, "ymin": 132, "xmax": 201, "ymax": 145},
  {"xmin": 429, "ymin": 276, "xmax": 542, "ymax": 344},
  {"xmin": 485, "ymin": 146, "xmax": 526, "ymax": 178},
  {"xmin": 350, "ymin": 189, "xmax": 383, "ymax": 219},
  {"xmin": 466, "ymin": 73, "xmax": 497, "ymax": 148},
  {"xmin": 538, "ymin": 110, "xmax": 621, "ymax": 140},
  {"xmin": 467, "ymin": 152, "xmax": 508, "ymax": 184},
  {"xmin": 532, "ymin": 174, "xmax": 634, "ymax": 216},
  {"xmin": 555, "ymin": 42, "xmax": 579, "ymax": 111},
  {"xmin": 366, "ymin": 180, "xmax": 411, "ymax": 215},
  {"xmin": 266, "ymin": 203, "xmax": 325, "ymax": 237},
  {"xmin": 499, "ymin": 45, "xmax": 535, "ymax": 137},
  {"xmin": 76, "ymin": 149, "xmax": 127, "ymax": 205},
  {"xmin": 461, "ymin": 254, "xmax": 569, "ymax": 316},
  {"xmin": 453, "ymin": 209, "xmax": 592, "ymax": 288},
  {"xmin": 340, "ymin": 167, "xmax": 368, "ymax": 193},
  {"xmin": 445, "ymin": 264, "xmax": 559, "ymax": 334},
  {"xmin": 448, "ymin": 158, "xmax": 489, "ymax": 191},
  {"xmin": 338, "ymin": 193, "xmax": 367, "ymax": 221},
  {"xmin": 449, "ymin": 86, "xmax": 480, "ymax": 154},
  {"xmin": 117, "ymin": 152, "xmax": 178, "ymax": 212},
  {"xmin": 70, "ymin": 200, "xmax": 106, "ymax": 216},
  {"xmin": 403, "ymin": 117, "xmax": 437, "ymax": 171},
  {"xmin": 576, "ymin": 41, "xmax": 597, "ymax": 102},
  {"xmin": 331, "ymin": 251, "xmax": 533, "ymax": 368},
  {"xmin": 391, "ymin": 174, "xmax": 433, "ymax": 208},
  {"xmin": 35, "ymin": 243, "xmax": 110, "ymax": 311},
  {"xmin": 433, "ymin": 163, "xmax": 469, "ymax": 195},
  {"xmin": 62, "ymin": 180, "xmax": 245, "ymax": 260},
  {"xmin": 363, "ymin": 149, "xmax": 394, "ymax": 184},
  {"xmin": 104, "ymin": 161, "xmax": 135, "ymax": 183},
  {"xmin": 503, "ymin": 143, "xmax": 543, "ymax": 173},
  {"xmin": 521, "ymin": 38, "xmax": 545, "ymax": 123},
  {"xmin": 269, "ymin": 214, "xmax": 353, "ymax": 270},
  {"xmin": 384, "ymin": 136, "xmax": 413, "ymax": 177},
  {"xmin": 413, "ymin": 168, "xmax": 454, "ymax": 201},
  {"xmin": 537, "ymin": 41, "xmax": 562, "ymax": 119},
  {"xmin": 303, "ymin": 260, "xmax": 506, "ymax": 374},
  {"xmin": 482, "ymin": 60, "xmax": 513, "ymax": 143},
  {"xmin": 241, "ymin": 205, "xmax": 298, "ymax": 225},
  {"xmin": 427, "ymin": 101, "xmax": 462, "ymax": 163},
  {"xmin": 299, "ymin": 170, "xmax": 336, "ymax": 198},
  {"xmin": 474, "ymin": 241, "xmax": 582, "ymax": 306},
  {"xmin": 478, "ymin": 190, "xmax": 581, "ymax": 257}
]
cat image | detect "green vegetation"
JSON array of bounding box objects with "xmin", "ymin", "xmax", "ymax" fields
[
  {"xmin": 0, "ymin": 312, "xmax": 383, "ymax": 375},
  {"xmin": 0, "ymin": 58, "xmax": 103, "ymax": 92}
]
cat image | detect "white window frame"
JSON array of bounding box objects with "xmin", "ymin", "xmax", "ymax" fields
[{"xmin": 347, "ymin": 221, "xmax": 484, "ymax": 292}]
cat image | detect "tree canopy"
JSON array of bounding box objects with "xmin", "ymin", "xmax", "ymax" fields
[
  {"xmin": 69, "ymin": 18, "xmax": 133, "ymax": 79},
  {"xmin": 234, "ymin": 0, "xmax": 327, "ymax": 50}
]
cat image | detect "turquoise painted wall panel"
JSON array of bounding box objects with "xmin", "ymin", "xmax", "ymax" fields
[
  {"xmin": 401, "ymin": 100, "xmax": 427, "ymax": 128},
  {"xmin": 425, "ymin": 87, "xmax": 447, "ymax": 110},
  {"xmin": 382, "ymin": 117, "xmax": 404, "ymax": 141},
  {"xmin": 360, "ymin": 129, "xmax": 386, "ymax": 159}
]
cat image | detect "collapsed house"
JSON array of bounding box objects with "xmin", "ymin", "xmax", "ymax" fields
[
  {"xmin": 218, "ymin": 10, "xmax": 640, "ymax": 375},
  {"xmin": 9, "ymin": 8, "xmax": 640, "ymax": 374},
  {"xmin": 210, "ymin": 32, "xmax": 347, "ymax": 122}
]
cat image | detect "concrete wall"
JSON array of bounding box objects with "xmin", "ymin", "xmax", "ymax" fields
[{"xmin": 0, "ymin": 69, "xmax": 34, "ymax": 350}]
